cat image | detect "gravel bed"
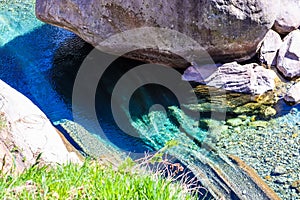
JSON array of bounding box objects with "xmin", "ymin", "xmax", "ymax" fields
[{"xmin": 209, "ymin": 108, "xmax": 300, "ymax": 200}]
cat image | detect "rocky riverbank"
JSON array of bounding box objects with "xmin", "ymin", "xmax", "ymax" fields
[{"xmin": 203, "ymin": 109, "xmax": 300, "ymax": 199}]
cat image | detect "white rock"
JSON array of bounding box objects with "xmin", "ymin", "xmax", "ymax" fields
[
  {"xmin": 183, "ymin": 62, "xmax": 278, "ymax": 95},
  {"xmin": 259, "ymin": 30, "xmax": 282, "ymax": 66},
  {"xmin": 273, "ymin": 0, "xmax": 300, "ymax": 34},
  {"xmin": 0, "ymin": 80, "xmax": 81, "ymax": 165},
  {"xmin": 182, "ymin": 63, "xmax": 221, "ymax": 83},
  {"xmin": 277, "ymin": 30, "xmax": 300, "ymax": 79},
  {"xmin": 284, "ymin": 82, "xmax": 300, "ymax": 104}
]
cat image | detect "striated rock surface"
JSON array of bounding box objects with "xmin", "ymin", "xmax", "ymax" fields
[
  {"xmin": 277, "ymin": 30, "xmax": 300, "ymax": 79},
  {"xmin": 132, "ymin": 107, "xmax": 281, "ymax": 200},
  {"xmin": 0, "ymin": 80, "xmax": 81, "ymax": 174},
  {"xmin": 273, "ymin": 0, "xmax": 300, "ymax": 35},
  {"xmin": 259, "ymin": 30, "xmax": 282, "ymax": 67},
  {"xmin": 36, "ymin": 0, "xmax": 278, "ymax": 67},
  {"xmin": 183, "ymin": 62, "xmax": 279, "ymax": 95},
  {"xmin": 55, "ymin": 119, "xmax": 125, "ymax": 165},
  {"xmin": 284, "ymin": 82, "xmax": 300, "ymax": 104}
]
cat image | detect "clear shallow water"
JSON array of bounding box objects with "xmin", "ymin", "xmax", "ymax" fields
[{"xmin": 0, "ymin": 0, "xmax": 43, "ymax": 46}]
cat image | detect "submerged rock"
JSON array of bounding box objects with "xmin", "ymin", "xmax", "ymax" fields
[
  {"xmin": 259, "ymin": 30, "xmax": 282, "ymax": 67},
  {"xmin": 183, "ymin": 62, "xmax": 279, "ymax": 95},
  {"xmin": 132, "ymin": 108, "xmax": 281, "ymax": 200},
  {"xmin": 273, "ymin": 0, "xmax": 300, "ymax": 35},
  {"xmin": 234, "ymin": 103, "xmax": 277, "ymax": 118},
  {"xmin": 249, "ymin": 120, "xmax": 269, "ymax": 128},
  {"xmin": 277, "ymin": 30, "xmax": 300, "ymax": 79},
  {"xmin": 271, "ymin": 165, "xmax": 287, "ymax": 176},
  {"xmin": 284, "ymin": 82, "xmax": 300, "ymax": 104},
  {"xmin": 36, "ymin": 0, "xmax": 278, "ymax": 66},
  {"xmin": 226, "ymin": 118, "xmax": 243, "ymax": 127},
  {"xmin": 56, "ymin": 119, "xmax": 125, "ymax": 165}
]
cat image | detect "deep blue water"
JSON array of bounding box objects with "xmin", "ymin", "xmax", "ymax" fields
[
  {"xmin": 0, "ymin": 23, "xmax": 153, "ymax": 153},
  {"xmin": 0, "ymin": 25, "xmax": 74, "ymax": 121}
]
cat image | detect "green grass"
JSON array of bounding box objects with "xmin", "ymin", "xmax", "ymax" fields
[{"xmin": 0, "ymin": 158, "xmax": 198, "ymax": 200}]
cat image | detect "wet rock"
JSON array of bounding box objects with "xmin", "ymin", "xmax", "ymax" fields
[
  {"xmin": 273, "ymin": 0, "xmax": 300, "ymax": 35},
  {"xmin": 56, "ymin": 119, "xmax": 125, "ymax": 164},
  {"xmin": 284, "ymin": 82, "xmax": 300, "ymax": 104},
  {"xmin": 36, "ymin": 0, "xmax": 278, "ymax": 66},
  {"xmin": 271, "ymin": 165, "xmax": 287, "ymax": 175},
  {"xmin": 262, "ymin": 107, "xmax": 277, "ymax": 117},
  {"xmin": 234, "ymin": 103, "xmax": 277, "ymax": 118},
  {"xmin": 184, "ymin": 62, "xmax": 279, "ymax": 95},
  {"xmin": 259, "ymin": 30, "xmax": 282, "ymax": 66},
  {"xmin": 277, "ymin": 30, "xmax": 300, "ymax": 79},
  {"xmin": 249, "ymin": 120, "xmax": 269, "ymax": 128},
  {"xmin": 227, "ymin": 118, "xmax": 243, "ymax": 127}
]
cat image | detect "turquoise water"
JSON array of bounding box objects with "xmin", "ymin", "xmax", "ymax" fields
[
  {"xmin": 0, "ymin": 1, "xmax": 149, "ymax": 153},
  {"xmin": 0, "ymin": 0, "xmax": 43, "ymax": 46}
]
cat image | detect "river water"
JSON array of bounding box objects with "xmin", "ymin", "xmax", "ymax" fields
[{"xmin": 1, "ymin": 1, "xmax": 300, "ymax": 199}]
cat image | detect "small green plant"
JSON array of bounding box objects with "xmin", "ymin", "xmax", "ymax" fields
[{"xmin": 0, "ymin": 158, "xmax": 198, "ymax": 200}]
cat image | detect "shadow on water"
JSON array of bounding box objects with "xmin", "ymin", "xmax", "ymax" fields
[
  {"xmin": 50, "ymin": 35, "xmax": 186, "ymax": 153},
  {"xmin": 0, "ymin": 24, "xmax": 75, "ymax": 121}
]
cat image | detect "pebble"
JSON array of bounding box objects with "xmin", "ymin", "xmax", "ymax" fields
[
  {"xmin": 291, "ymin": 180, "xmax": 300, "ymax": 188},
  {"xmin": 264, "ymin": 107, "xmax": 277, "ymax": 117},
  {"xmin": 272, "ymin": 165, "xmax": 286, "ymax": 175},
  {"xmin": 249, "ymin": 121, "xmax": 269, "ymax": 128},
  {"xmin": 226, "ymin": 118, "xmax": 243, "ymax": 127},
  {"xmin": 265, "ymin": 175, "xmax": 272, "ymax": 181}
]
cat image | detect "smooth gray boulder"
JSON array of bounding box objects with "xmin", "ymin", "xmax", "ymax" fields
[
  {"xmin": 182, "ymin": 62, "xmax": 279, "ymax": 94},
  {"xmin": 277, "ymin": 30, "xmax": 300, "ymax": 79},
  {"xmin": 36, "ymin": 0, "xmax": 278, "ymax": 67},
  {"xmin": 273, "ymin": 0, "xmax": 300, "ymax": 35},
  {"xmin": 284, "ymin": 82, "xmax": 300, "ymax": 104},
  {"xmin": 259, "ymin": 30, "xmax": 282, "ymax": 67}
]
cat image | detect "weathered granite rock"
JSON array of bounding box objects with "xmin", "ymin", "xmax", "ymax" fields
[
  {"xmin": 183, "ymin": 62, "xmax": 279, "ymax": 95},
  {"xmin": 273, "ymin": 0, "xmax": 300, "ymax": 35},
  {"xmin": 36, "ymin": 0, "xmax": 278, "ymax": 67},
  {"xmin": 0, "ymin": 80, "xmax": 81, "ymax": 173},
  {"xmin": 277, "ymin": 30, "xmax": 300, "ymax": 79},
  {"xmin": 259, "ymin": 30, "xmax": 282, "ymax": 66},
  {"xmin": 284, "ymin": 82, "xmax": 300, "ymax": 104}
]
